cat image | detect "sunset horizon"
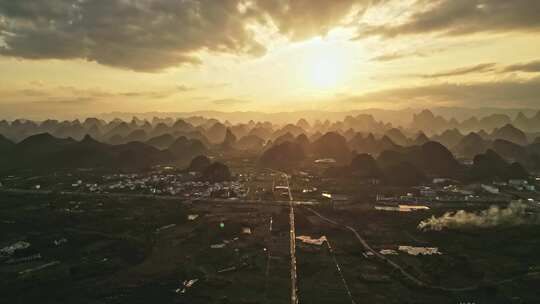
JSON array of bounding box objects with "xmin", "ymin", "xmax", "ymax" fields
[
  {"xmin": 2, "ymin": 2, "xmax": 540, "ymax": 303},
  {"xmin": 1, "ymin": 0, "xmax": 540, "ymax": 118}
]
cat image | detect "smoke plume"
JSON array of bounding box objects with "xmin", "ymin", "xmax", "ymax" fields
[{"xmin": 418, "ymin": 202, "xmax": 539, "ymax": 231}]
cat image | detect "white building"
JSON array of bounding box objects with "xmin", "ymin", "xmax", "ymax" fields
[{"xmin": 481, "ymin": 184, "xmax": 499, "ymax": 194}]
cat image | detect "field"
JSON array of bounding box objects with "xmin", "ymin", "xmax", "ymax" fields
[
  {"xmin": 0, "ymin": 192, "xmax": 291, "ymax": 304},
  {"xmin": 2, "ymin": 188, "xmax": 540, "ymax": 303},
  {"xmin": 294, "ymin": 203, "xmax": 540, "ymax": 304}
]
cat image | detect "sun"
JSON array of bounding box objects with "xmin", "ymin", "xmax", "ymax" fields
[
  {"xmin": 304, "ymin": 41, "xmax": 349, "ymax": 90},
  {"xmin": 311, "ymin": 58, "xmax": 345, "ymax": 88}
]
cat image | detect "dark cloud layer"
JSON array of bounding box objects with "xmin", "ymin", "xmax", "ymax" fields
[
  {"xmin": 0, "ymin": 0, "xmax": 376, "ymax": 71},
  {"xmin": 503, "ymin": 60, "xmax": 540, "ymax": 73},
  {"xmin": 1, "ymin": 1, "xmax": 539, "ymax": 72},
  {"xmin": 255, "ymin": 0, "xmax": 364, "ymax": 40},
  {"xmin": 0, "ymin": 0, "xmax": 266, "ymax": 71},
  {"xmin": 415, "ymin": 60, "xmax": 540, "ymax": 78},
  {"xmin": 346, "ymin": 77, "xmax": 540, "ymax": 108},
  {"xmin": 358, "ymin": 0, "xmax": 540, "ymax": 38},
  {"xmin": 419, "ymin": 63, "xmax": 496, "ymax": 78},
  {"xmin": 371, "ymin": 51, "xmax": 426, "ymax": 62}
]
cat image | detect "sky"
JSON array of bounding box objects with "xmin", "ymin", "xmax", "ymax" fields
[{"xmin": 1, "ymin": 0, "xmax": 540, "ymax": 119}]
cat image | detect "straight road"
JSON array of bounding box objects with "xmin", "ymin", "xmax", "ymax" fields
[
  {"xmin": 267, "ymin": 168, "xmax": 298, "ymax": 304},
  {"xmin": 283, "ymin": 172, "xmax": 298, "ymax": 304}
]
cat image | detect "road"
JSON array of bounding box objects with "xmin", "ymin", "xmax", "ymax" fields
[
  {"xmin": 3, "ymin": 183, "xmax": 536, "ymax": 296},
  {"xmin": 325, "ymin": 236, "xmax": 357, "ymax": 304},
  {"xmin": 282, "ymin": 171, "xmax": 298, "ymax": 304},
  {"xmin": 263, "ymin": 216, "xmax": 273, "ymax": 302},
  {"xmin": 0, "ymin": 188, "xmax": 317, "ymax": 207},
  {"xmin": 4, "ymin": 172, "xmax": 301, "ymax": 304},
  {"xmin": 304, "ymin": 207, "xmax": 480, "ymax": 292},
  {"xmin": 268, "ymin": 169, "xmax": 298, "ymax": 304}
]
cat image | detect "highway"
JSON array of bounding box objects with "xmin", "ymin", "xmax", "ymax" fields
[
  {"xmin": 3, "ymin": 184, "xmax": 536, "ymax": 296},
  {"xmin": 281, "ymin": 171, "xmax": 298, "ymax": 304},
  {"xmin": 2, "ymin": 171, "xmax": 301, "ymax": 304},
  {"xmin": 268, "ymin": 168, "xmax": 298, "ymax": 304}
]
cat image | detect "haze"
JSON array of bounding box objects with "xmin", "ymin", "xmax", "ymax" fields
[
  {"xmin": 3, "ymin": 3, "xmax": 540, "ymax": 303},
  {"xmin": 1, "ymin": 0, "xmax": 540, "ymax": 119}
]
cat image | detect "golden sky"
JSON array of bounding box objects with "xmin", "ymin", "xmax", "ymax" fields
[{"xmin": 1, "ymin": 0, "xmax": 540, "ymax": 119}]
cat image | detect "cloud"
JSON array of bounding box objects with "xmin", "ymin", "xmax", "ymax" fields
[
  {"xmin": 344, "ymin": 76, "xmax": 540, "ymax": 108},
  {"xmin": 413, "ymin": 60, "xmax": 540, "ymax": 78},
  {"xmin": 503, "ymin": 60, "xmax": 540, "ymax": 73},
  {"xmin": 419, "ymin": 63, "xmax": 496, "ymax": 78},
  {"xmin": 0, "ymin": 0, "xmax": 265, "ymax": 72},
  {"xmin": 0, "ymin": 86, "xmax": 183, "ymax": 104},
  {"xmin": 358, "ymin": 0, "xmax": 540, "ymax": 38},
  {"xmin": 0, "ymin": 1, "xmax": 380, "ymax": 72},
  {"xmin": 371, "ymin": 51, "xmax": 426, "ymax": 62},
  {"xmin": 373, "ymin": 60, "xmax": 540, "ymax": 79},
  {"xmin": 254, "ymin": 0, "xmax": 368, "ymax": 40}
]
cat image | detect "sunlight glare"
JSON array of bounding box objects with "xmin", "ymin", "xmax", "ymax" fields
[{"xmin": 303, "ymin": 40, "xmax": 350, "ymax": 90}]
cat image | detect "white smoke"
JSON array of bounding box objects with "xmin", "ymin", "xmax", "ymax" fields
[{"xmin": 418, "ymin": 202, "xmax": 539, "ymax": 231}]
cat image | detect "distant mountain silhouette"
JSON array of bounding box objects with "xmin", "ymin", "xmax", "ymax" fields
[
  {"xmin": 0, "ymin": 134, "xmax": 15, "ymax": 152},
  {"xmin": 311, "ymin": 132, "xmax": 351, "ymax": 163},
  {"xmin": 469, "ymin": 149, "xmax": 528, "ymax": 181},
  {"xmin": 123, "ymin": 129, "xmax": 148, "ymax": 143},
  {"xmin": 295, "ymin": 134, "xmax": 310, "ymax": 152},
  {"xmin": 201, "ymin": 162, "xmax": 231, "ymax": 182},
  {"xmin": 247, "ymin": 125, "xmax": 273, "ymax": 140},
  {"xmin": 188, "ymin": 155, "xmax": 211, "ymax": 172},
  {"xmin": 104, "ymin": 121, "xmax": 132, "ymax": 139},
  {"xmin": 52, "ymin": 121, "xmax": 87, "ymax": 140},
  {"xmin": 377, "ymin": 149, "xmax": 407, "ymax": 170},
  {"xmin": 221, "ymin": 128, "xmax": 237, "ymax": 150},
  {"xmin": 413, "ymin": 132, "xmax": 430, "ymax": 146},
  {"xmin": 273, "ymin": 132, "xmax": 296, "ymax": 146},
  {"xmin": 0, "ymin": 133, "xmax": 174, "ymax": 171},
  {"xmin": 272, "ymin": 124, "xmax": 305, "ymax": 139},
  {"xmin": 385, "ymin": 128, "xmax": 410, "ymax": 146},
  {"xmin": 383, "ymin": 161, "xmax": 427, "ymax": 186},
  {"xmin": 378, "ymin": 141, "xmax": 462, "ymax": 178},
  {"xmin": 490, "ymin": 124, "xmax": 527, "ymax": 145},
  {"xmin": 513, "ymin": 111, "xmax": 540, "ymax": 131},
  {"xmin": 172, "ymin": 119, "xmax": 194, "ymax": 132},
  {"xmin": 259, "ymin": 141, "xmax": 306, "ymax": 170},
  {"xmin": 478, "ymin": 114, "xmax": 512, "ymax": 132},
  {"xmin": 169, "ymin": 136, "xmax": 207, "ymax": 163},
  {"xmin": 348, "ymin": 133, "xmax": 400, "ymax": 156},
  {"xmin": 145, "ymin": 134, "xmax": 176, "ymax": 150},
  {"xmin": 431, "ymin": 128, "xmax": 464, "ymax": 149},
  {"xmin": 350, "ymin": 154, "xmax": 382, "ymax": 179},
  {"xmin": 453, "ymin": 132, "xmax": 490, "ymax": 159},
  {"xmin": 150, "ymin": 122, "xmax": 171, "ymax": 138},
  {"xmin": 236, "ymin": 135, "xmax": 265, "ymax": 151},
  {"xmin": 410, "ymin": 110, "xmax": 448, "ymax": 135},
  {"xmin": 413, "ymin": 141, "xmax": 462, "ymax": 177},
  {"xmin": 175, "ymin": 130, "xmax": 211, "ymax": 147},
  {"xmin": 206, "ymin": 122, "xmax": 228, "ymax": 144},
  {"xmin": 492, "ymin": 139, "xmax": 530, "ymax": 164},
  {"xmin": 296, "ymin": 118, "xmax": 311, "ymax": 131}
]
